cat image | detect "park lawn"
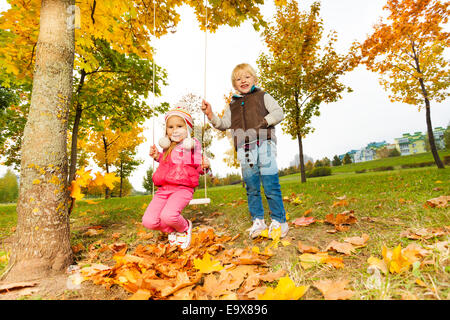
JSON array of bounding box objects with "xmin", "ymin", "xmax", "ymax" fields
[
  {"xmin": 0, "ymin": 165, "xmax": 449, "ymax": 300},
  {"xmin": 331, "ymin": 149, "xmax": 450, "ymax": 174}
]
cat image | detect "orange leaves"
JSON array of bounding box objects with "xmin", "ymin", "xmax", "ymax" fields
[
  {"xmin": 360, "ymin": 0, "xmax": 449, "ymax": 106},
  {"xmin": 313, "ymin": 279, "xmax": 355, "ymax": 300},
  {"xmin": 325, "ymin": 210, "xmax": 357, "ymax": 233},
  {"xmin": 81, "ymin": 228, "xmax": 294, "ymax": 300},
  {"xmin": 293, "ymin": 216, "xmax": 315, "ymax": 227},
  {"xmin": 424, "ymin": 196, "xmax": 450, "ymax": 208}
]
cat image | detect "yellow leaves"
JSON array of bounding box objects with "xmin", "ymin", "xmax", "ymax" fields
[
  {"xmin": 194, "ymin": 253, "xmax": 224, "ymax": 274},
  {"xmin": 274, "ymin": 0, "xmax": 288, "ymax": 7},
  {"xmin": 383, "ymin": 244, "xmax": 411, "ymax": 274},
  {"xmin": 69, "ymin": 167, "xmax": 120, "ymax": 201},
  {"xmin": 258, "ymin": 276, "xmax": 308, "ymax": 300},
  {"xmin": 368, "ymin": 243, "xmax": 431, "ymax": 275},
  {"xmin": 103, "ymin": 172, "xmax": 120, "ymax": 190},
  {"xmin": 70, "ymin": 180, "xmax": 85, "ymax": 201},
  {"xmin": 32, "ymin": 179, "xmax": 41, "ymax": 185}
]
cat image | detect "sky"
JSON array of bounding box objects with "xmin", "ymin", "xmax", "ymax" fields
[{"xmin": 0, "ymin": 0, "xmax": 449, "ymax": 192}]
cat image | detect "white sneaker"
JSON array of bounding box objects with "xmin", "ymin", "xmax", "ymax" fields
[
  {"xmin": 268, "ymin": 220, "xmax": 289, "ymax": 239},
  {"xmin": 176, "ymin": 220, "xmax": 192, "ymax": 249},
  {"xmin": 248, "ymin": 218, "xmax": 268, "ymax": 239},
  {"xmin": 168, "ymin": 232, "xmax": 177, "ymax": 246}
]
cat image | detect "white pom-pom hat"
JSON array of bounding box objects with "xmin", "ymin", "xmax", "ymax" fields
[{"xmin": 159, "ymin": 107, "xmax": 195, "ymax": 149}]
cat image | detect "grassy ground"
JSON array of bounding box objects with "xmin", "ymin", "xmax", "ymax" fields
[
  {"xmin": 331, "ymin": 149, "xmax": 450, "ymax": 174},
  {"xmin": 0, "ymin": 162, "xmax": 449, "ymax": 300}
]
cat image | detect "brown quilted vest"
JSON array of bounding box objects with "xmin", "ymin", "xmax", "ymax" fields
[{"xmin": 229, "ymin": 87, "xmax": 275, "ymax": 150}]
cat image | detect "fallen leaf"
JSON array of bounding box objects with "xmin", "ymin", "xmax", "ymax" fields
[
  {"xmin": 367, "ymin": 256, "xmax": 388, "ymax": 274},
  {"xmin": 425, "ymin": 196, "xmax": 449, "ymax": 208},
  {"xmin": 258, "ymin": 276, "xmax": 308, "ymax": 300},
  {"xmin": 332, "ymin": 199, "xmax": 348, "ymax": 207},
  {"xmin": 325, "ymin": 240, "xmax": 356, "ymax": 255},
  {"xmin": 293, "ymin": 216, "xmax": 315, "ymax": 227},
  {"xmin": 313, "ymin": 279, "xmax": 355, "ymax": 300},
  {"xmin": 128, "ymin": 289, "xmax": 151, "ymax": 300},
  {"xmin": 344, "ymin": 234, "xmax": 369, "ymax": 247},
  {"xmin": 193, "ymin": 253, "xmax": 224, "ymax": 274},
  {"xmin": 297, "ymin": 241, "xmax": 319, "ymax": 253}
]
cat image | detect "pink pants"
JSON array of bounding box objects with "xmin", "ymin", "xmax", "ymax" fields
[{"xmin": 142, "ymin": 185, "xmax": 193, "ymax": 233}]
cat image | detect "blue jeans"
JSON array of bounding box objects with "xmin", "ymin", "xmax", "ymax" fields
[{"xmin": 237, "ymin": 140, "xmax": 286, "ymax": 223}]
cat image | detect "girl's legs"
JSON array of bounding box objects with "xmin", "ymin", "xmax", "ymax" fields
[
  {"xmin": 142, "ymin": 187, "xmax": 170, "ymax": 231},
  {"xmin": 159, "ymin": 186, "xmax": 193, "ymax": 233}
]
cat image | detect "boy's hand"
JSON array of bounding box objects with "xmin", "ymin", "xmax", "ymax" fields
[
  {"xmin": 201, "ymin": 156, "xmax": 210, "ymax": 170},
  {"xmin": 149, "ymin": 144, "xmax": 159, "ymax": 160},
  {"xmin": 201, "ymin": 100, "xmax": 213, "ymax": 120}
]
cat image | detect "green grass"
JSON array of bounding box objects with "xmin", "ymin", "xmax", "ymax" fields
[
  {"xmin": 1, "ymin": 164, "xmax": 449, "ymax": 299},
  {"xmin": 331, "ymin": 150, "xmax": 450, "ymax": 174}
]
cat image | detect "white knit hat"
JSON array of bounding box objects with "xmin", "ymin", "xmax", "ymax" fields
[{"xmin": 159, "ymin": 107, "xmax": 195, "ymax": 149}]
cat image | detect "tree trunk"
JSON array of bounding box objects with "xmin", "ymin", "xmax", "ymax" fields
[
  {"xmin": 119, "ymin": 161, "xmax": 123, "ymax": 198},
  {"xmin": 103, "ymin": 135, "xmax": 111, "ymax": 199},
  {"xmin": 5, "ymin": 0, "xmax": 75, "ymax": 282},
  {"xmin": 68, "ymin": 69, "xmax": 86, "ymax": 184},
  {"xmin": 425, "ymin": 104, "xmax": 444, "ymax": 168},
  {"xmin": 297, "ymin": 134, "xmax": 306, "ymax": 183},
  {"xmin": 419, "ymin": 79, "xmax": 444, "ymax": 169}
]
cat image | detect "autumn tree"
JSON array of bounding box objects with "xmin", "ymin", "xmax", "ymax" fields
[
  {"xmin": 257, "ymin": 1, "xmax": 359, "ymax": 182},
  {"xmin": 85, "ymin": 120, "xmax": 144, "ymax": 198},
  {"xmin": 1, "ymin": 0, "xmax": 268, "ymax": 282},
  {"xmin": 360, "ymin": 0, "xmax": 449, "ymax": 169},
  {"xmin": 4, "ymin": 0, "xmax": 75, "ymax": 282}
]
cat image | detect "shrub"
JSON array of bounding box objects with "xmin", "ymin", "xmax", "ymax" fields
[
  {"xmin": 355, "ymin": 169, "xmax": 367, "ymax": 174},
  {"xmin": 444, "ymin": 155, "xmax": 450, "ymax": 165},
  {"xmin": 306, "ymin": 166, "xmax": 332, "ymax": 178},
  {"xmin": 400, "ymin": 161, "xmax": 435, "ymax": 169},
  {"xmin": 371, "ymin": 166, "xmax": 394, "ymax": 172}
]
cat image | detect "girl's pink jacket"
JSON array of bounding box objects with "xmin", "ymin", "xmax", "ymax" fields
[{"xmin": 152, "ymin": 138, "xmax": 206, "ymax": 188}]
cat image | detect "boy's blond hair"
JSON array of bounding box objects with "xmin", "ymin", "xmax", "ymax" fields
[{"xmin": 231, "ymin": 63, "xmax": 258, "ymax": 87}]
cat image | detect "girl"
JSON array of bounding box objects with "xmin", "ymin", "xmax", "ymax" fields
[{"xmin": 142, "ymin": 107, "xmax": 210, "ymax": 249}]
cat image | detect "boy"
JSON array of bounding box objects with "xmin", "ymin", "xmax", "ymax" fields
[{"xmin": 201, "ymin": 63, "xmax": 288, "ymax": 239}]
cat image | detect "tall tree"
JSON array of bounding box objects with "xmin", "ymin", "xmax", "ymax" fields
[
  {"xmin": 1, "ymin": 0, "xmax": 268, "ymax": 283},
  {"xmin": 360, "ymin": 0, "xmax": 448, "ymax": 169},
  {"xmin": 5, "ymin": 0, "xmax": 75, "ymax": 282},
  {"xmin": 257, "ymin": 1, "xmax": 358, "ymax": 182},
  {"xmin": 84, "ymin": 120, "xmax": 144, "ymax": 198}
]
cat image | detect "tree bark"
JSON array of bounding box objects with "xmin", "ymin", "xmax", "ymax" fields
[
  {"xmin": 297, "ymin": 134, "xmax": 306, "ymax": 183},
  {"xmin": 68, "ymin": 69, "xmax": 86, "ymax": 184},
  {"xmin": 103, "ymin": 135, "xmax": 111, "ymax": 199},
  {"xmin": 419, "ymin": 79, "xmax": 444, "ymax": 169},
  {"xmin": 5, "ymin": 0, "xmax": 75, "ymax": 282}
]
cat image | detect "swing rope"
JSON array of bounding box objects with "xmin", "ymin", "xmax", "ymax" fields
[{"xmin": 151, "ymin": 1, "xmax": 210, "ymax": 205}]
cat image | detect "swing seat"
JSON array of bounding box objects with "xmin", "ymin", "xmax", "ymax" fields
[{"xmin": 189, "ymin": 198, "xmax": 211, "ymax": 205}]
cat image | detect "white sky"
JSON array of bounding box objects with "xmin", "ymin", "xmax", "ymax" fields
[{"xmin": 1, "ymin": 1, "xmax": 449, "ymax": 192}]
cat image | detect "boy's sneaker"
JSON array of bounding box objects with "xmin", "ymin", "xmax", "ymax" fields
[
  {"xmin": 176, "ymin": 219, "xmax": 192, "ymax": 250},
  {"xmin": 268, "ymin": 220, "xmax": 289, "ymax": 239},
  {"xmin": 168, "ymin": 232, "xmax": 177, "ymax": 246},
  {"xmin": 248, "ymin": 218, "xmax": 268, "ymax": 239}
]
